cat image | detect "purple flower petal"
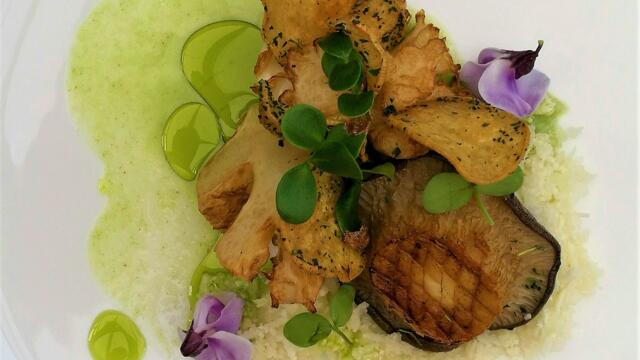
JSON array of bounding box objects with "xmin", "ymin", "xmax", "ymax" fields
[
  {"xmin": 477, "ymin": 59, "xmax": 533, "ymax": 117},
  {"xmin": 193, "ymin": 296, "xmax": 225, "ymax": 333},
  {"xmin": 181, "ymin": 293, "xmax": 251, "ymax": 359},
  {"xmin": 514, "ymin": 69, "xmax": 550, "ymax": 112},
  {"xmin": 181, "ymin": 324, "xmax": 208, "ymax": 357},
  {"xmin": 460, "ymin": 61, "xmax": 489, "ymax": 97},
  {"xmin": 212, "ymin": 296, "xmax": 244, "ymax": 334},
  {"xmin": 208, "ymin": 332, "xmax": 252, "ymax": 360},
  {"xmin": 478, "ymin": 47, "xmax": 508, "ymax": 64},
  {"xmin": 194, "ymin": 345, "xmax": 219, "ymax": 360}
]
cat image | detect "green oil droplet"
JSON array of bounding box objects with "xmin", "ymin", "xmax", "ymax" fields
[
  {"xmin": 88, "ymin": 310, "xmax": 146, "ymax": 360},
  {"xmin": 163, "ymin": 103, "xmax": 221, "ymax": 181},
  {"xmin": 188, "ymin": 243, "xmax": 224, "ymax": 310},
  {"xmin": 182, "ymin": 20, "xmax": 263, "ymax": 138}
]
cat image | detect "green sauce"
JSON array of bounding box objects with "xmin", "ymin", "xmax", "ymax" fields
[
  {"xmin": 163, "ymin": 103, "xmax": 220, "ymax": 181},
  {"xmin": 67, "ymin": 0, "xmax": 263, "ymax": 350},
  {"xmin": 181, "ymin": 21, "xmax": 262, "ymax": 138},
  {"xmin": 88, "ymin": 310, "xmax": 146, "ymax": 360},
  {"xmin": 188, "ymin": 242, "xmax": 223, "ymax": 309},
  {"xmin": 528, "ymin": 94, "xmax": 568, "ymax": 147},
  {"xmin": 162, "ymin": 21, "xmax": 262, "ymax": 180}
]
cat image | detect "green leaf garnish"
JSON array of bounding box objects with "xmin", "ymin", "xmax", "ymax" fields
[
  {"xmin": 421, "ymin": 169, "xmax": 526, "ymax": 225},
  {"xmin": 329, "ymin": 59, "xmax": 362, "ymax": 91},
  {"xmin": 283, "ymin": 312, "xmax": 333, "ymax": 347},
  {"xmin": 326, "ymin": 124, "xmax": 366, "ymax": 158},
  {"xmin": 335, "ymin": 181, "xmax": 362, "ymax": 233},
  {"xmin": 310, "ymin": 141, "xmax": 363, "ymax": 180},
  {"xmin": 319, "ymin": 32, "xmax": 353, "ymax": 62},
  {"xmin": 421, "ymin": 173, "xmax": 474, "ymax": 214},
  {"xmin": 330, "ymin": 285, "xmax": 356, "ymax": 327},
  {"xmin": 338, "ymin": 91, "xmax": 374, "ymax": 117},
  {"xmin": 276, "ymin": 163, "xmax": 317, "ymax": 224},
  {"xmin": 322, "ymin": 53, "xmax": 342, "ymax": 78},
  {"xmin": 363, "ymin": 163, "xmax": 396, "ymax": 180},
  {"xmin": 281, "ymin": 104, "xmax": 327, "ymax": 150},
  {"xmin": 476, "ymin": 167, "xmax": 524, "ymax": 196}
]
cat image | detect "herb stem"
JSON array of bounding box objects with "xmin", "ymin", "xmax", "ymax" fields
[
  {"xmin": 331, "ymin": 323, "xmax": 353, "ymax": 346},
  {"xmin": 474, "ymin": 190, "xmax": 495, "ymax": 226},
  {"xmin": 518, "ymin": 245, "xmax": 541, "ymax": 257}
]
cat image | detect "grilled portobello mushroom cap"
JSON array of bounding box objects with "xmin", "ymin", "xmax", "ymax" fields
[{"xmin": 353, "ymin": 156, "xmax": 561, "ymax": 351}]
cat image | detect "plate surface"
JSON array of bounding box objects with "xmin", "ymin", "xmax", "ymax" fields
[{"xmin": 1, "ymin": 0, "xmax": 637, "ymax": 359}]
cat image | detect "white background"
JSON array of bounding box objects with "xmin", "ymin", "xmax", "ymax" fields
[{"xmin": 2, "ymin": 0, "xmax": 639, "ymax": 359}]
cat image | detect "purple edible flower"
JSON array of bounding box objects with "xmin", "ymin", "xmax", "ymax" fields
[
  {"xmin": 460, "ymin": 41, "xmax": 550, "ymax": 117},
  {"xmin": 181, "ymin": 293, "xmax": 252, "ymax": 360}
]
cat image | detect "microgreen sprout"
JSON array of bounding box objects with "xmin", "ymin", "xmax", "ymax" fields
[
  {"xmin": 276, "ymin": 31, "xmax": 380, "ymax": 225},
  {"xmin": 283, "ymin": 285, "xmax": 356, "ymax": 348},
  {"xmin": 421, "ymin": 168, "xmax": 525, "ymax": 224},
  {"xmin": 320, "ymin": 32, "xmax": 374, "ymax": 117},
  {"xmin": 276, "ymin": 106, "xmax": 366, "ymax": 224}
]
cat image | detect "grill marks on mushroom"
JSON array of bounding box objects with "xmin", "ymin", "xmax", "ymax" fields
[{"xmin": 354, "ymin": 157, "xmax": 561, "ymax": 351}]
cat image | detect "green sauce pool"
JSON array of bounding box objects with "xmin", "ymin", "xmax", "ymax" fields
[
  {"xmin": 163, "ymin": 21, "xmax": 263, "ymax": 180},
  {"xmin": 88, "ymin": 310, "xmax": 146, "ymax": 360},
  {"xmin": 67, "ymin": 0, "xmax": 263, "ymax": 351}
]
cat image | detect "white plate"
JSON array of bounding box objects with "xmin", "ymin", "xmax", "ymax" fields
[{"xmin": 1, "ymin": 0, "xmax": 637, "ymax": 359}]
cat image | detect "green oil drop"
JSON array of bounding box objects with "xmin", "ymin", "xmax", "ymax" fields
[
  {"xmin": 181, "ymin": 20, "xmax": 263, "ymax": 138},
  {"xmin": 88, "ymin": 310, "xmax": 146, "ymax": 360},
  {"xmin": 188, "ymin": 241, "xmax": 224, "ymax": 310},
  {"xmin": 162, "ymin": 103, "xmax": 221, "ymax": 181}
]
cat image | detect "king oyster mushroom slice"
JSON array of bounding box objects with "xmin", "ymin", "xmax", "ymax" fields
[
  {"xmin": 386, "ymin": 96, "xmax": 531, "ymax": 185},
  {"xmin": 354, "ymin": 156, "xmax": 561, "ymax": 351}
]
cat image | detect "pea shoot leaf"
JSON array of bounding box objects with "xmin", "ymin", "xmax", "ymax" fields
[
  {"xmin": 283, "ymin": 312, "xmax": 333, "ymax": 347},
  {"xmin": 281, "ymin": 104, "xmax": 327, "ymax": 150},
  {"xmin": 276, "ymin": 163, "xmax": 317, "ymax": 224},
  {"xmin": 322, "ymin": 53, "xmax": 342, "ymax": 78},
  {"xmin": 310, "ymin": 141, "xmax": 363, "ymax": 180},
  {"xmin": 421, "ymin": 173, "xmax": 474, "ymax": 214},
  {"xmin": 476, "ymin": 167, "xmax": 524, "ymax": 196},
  {"xmin": 319, "ymin": 32, "xmax": 353, "ymax": 62},
  {"xmin": 335, "ymin": 181, "xmax": 362, "ymax": 233},
  {"xmin": 338, "ymin": 91, "xmax": 374, "ymax": 117},
  {"xmin": 329, "ymin": 59, "xmax": 362, "ymax": 91},
  {"xmin": 326, "ymin": 124, "xmax": 366, "ymax": 158},
  {"xmin": 330, "ymin": 285, "xmax": 356, "ymax": 327},
  {"xmin": 363, "ymin": 163, "xmax": 396, "ymax": 180}
]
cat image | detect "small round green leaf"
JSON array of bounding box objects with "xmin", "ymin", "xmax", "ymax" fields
[
  {"xmin": 336, "ymin": 181, "xmax": 362, "ymax": 233},
  {"xmin": 363, "ymin": 163, "xmax": 396, "ymax": 180},
  {"xmin": 330, "ymin": 285, "xmax": 356, "ymax": 327},
  {"xmin": 322, "ymin": 53, "xmax": 342, "ymax": 78},
  {"xmin": 281, "ymin": 104, "xmax": 327, "ymax": 150},
  {"xmin": 319, "ymin": 32, "xmax": 353, "ymax": 61},
  {"xmin": 329, "ymin": 59, "xmax": 362, "ymax": 91},
  {"xmin": 338, "ymin": 91, "xmax": 374, "ymax": 117},
  {"xmin": 476, "ymin": 167, "xmax": 524, "ymax": 196},
  {"xmin": 310, "ymin": 142, "xmax": 363, "ymax": 180},
  {"xmin": 276, "ymin": 163, "xmax": 317, "ymax": 224},
  {"xmin": 326, "ymin": 124, "xmax": 366, "ymax": 158},
  {"xmin": 422, "ymin": 173, "xmax": 474, "ymax": 214},
  {"xmin": 283, "ymin": 312, "xmax": 333, "ymax": 347}
]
